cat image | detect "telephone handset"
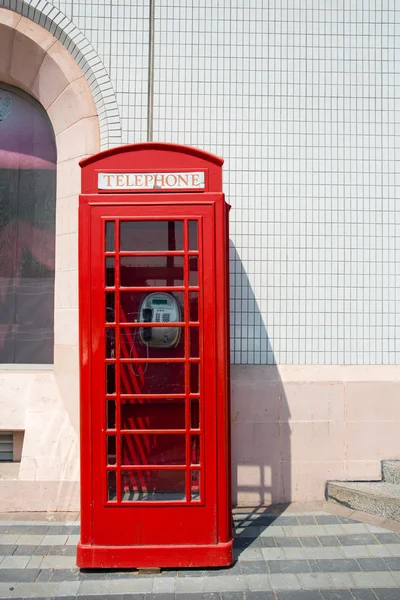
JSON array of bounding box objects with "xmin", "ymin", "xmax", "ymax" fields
[{"xmin": 138, "ymin": 292, "xmax": 181, "ymax": 348}]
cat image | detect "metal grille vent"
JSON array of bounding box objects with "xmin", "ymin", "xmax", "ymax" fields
[{"xmin": 0, "ymin": 433, "xmax": 13, "ymax": 462}]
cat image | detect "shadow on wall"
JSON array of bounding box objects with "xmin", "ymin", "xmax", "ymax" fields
[{"xmin": 229, "ymin": 241, "xmax": 291, "ymax": 507}]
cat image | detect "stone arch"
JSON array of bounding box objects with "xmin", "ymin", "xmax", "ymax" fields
[
  {"xmin": 0, "ymin": 7, "xmax": 106, "ymax": 509},
  {"xmin": 0, "ymin": 0, "xmax": 121, "ymax": 149}
]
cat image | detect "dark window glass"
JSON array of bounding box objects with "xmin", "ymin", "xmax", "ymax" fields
[
  {"xmin": 120, "ymin": 221, "xmax": 183, "ymax": 251},
  {"xmin": 0, "ymin": 85, "xmax": 56, "ymax": 364}
]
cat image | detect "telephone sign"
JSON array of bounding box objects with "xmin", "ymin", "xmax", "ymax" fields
[{"xmin": 78, "ymin": 142, "xmax": 232, "ymax": 569}]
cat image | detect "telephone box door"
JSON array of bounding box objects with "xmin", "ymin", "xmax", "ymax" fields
[{"xmin": 87, "ymin": 201, "xmax": 218, "ymax": 549}]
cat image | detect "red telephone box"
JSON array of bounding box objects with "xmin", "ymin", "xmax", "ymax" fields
[{"xmin": 77, "ymin": 142, "xmax": 233, "ymax": 568}]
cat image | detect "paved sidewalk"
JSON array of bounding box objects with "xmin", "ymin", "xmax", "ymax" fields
[{"xmin": 0, "ymin": 502, "xmax": 399, "ymax": 599}]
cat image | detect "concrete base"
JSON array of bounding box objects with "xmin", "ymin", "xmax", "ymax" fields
[
  {"xmin": 326, "ymin": 480, "xmax": 400, "ymax": 521},
  {"xmin": 382, "ymin": 460, "xmax": 400, "ymax": 485}
]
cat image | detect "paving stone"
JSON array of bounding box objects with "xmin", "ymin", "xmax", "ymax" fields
[
  {"xmin": 0, "ymin": 545, "xmax": 17, "ymax": 556},
  {"xmin": 26, "ymin": 556, "xmax": 43, "ymax": 569},
  {"xmin": 328, "ymin": 572, "xmax": 356, "ymax": 588},
  {"xmin": 322, "ymin": 525, "xmax": 347, "ymax": 536},
  {"xmin": 152, "ymin": 577, "xmax": 175, "ymax": 593},
  {"xmin": 0, "ymin": 568, "xmax": 39, "ymax": 582},
  {"xmin": 79, "ymin": 578, "xmax": 154, "ymax": 594},
  {"xmin": 50, "ymin": 568, "xmax": 81, "ymax": 581},
  {"xmin": 357, "ymin": 557, "xmax": 389, "ymax": 571},
  {"xmin": 175, "ymin": 577, "xmax": 204, "ymax": 593},
  {"xmin": 375, "ymin": 534, "xmax": 400, "ymax": 544},
  {"xmin": 60, "ymin": 526, "xmax": 80, "ymax": 535},
  {"xmin": 297, "ymin": 516, "xmax": 317, "ymax": 526},
  {"xmin": 48, "ymin": 545, "xmax": 76, "ymax": 556},
  {"xmin": 383, "ymin": 557, "xmax": 400, "ymax": 570},
  {"xmin": 11, "ymin": 582, "xmax": 59, "ymax": 597},
  {"xmin": 235, "ymin": 548, "xmax": 263, "ymax": 561},
  {"xmin": 372, "ymin": 591, "xmax": 400, "ymax": 600},
  {"xmin": 239, "ymin": 561, "xmax": 268, "ymax": 575},
  {"xmin": 387, "ymin": 544, "xmax": 400, "ymax": 557},
  {"xmin": 13, "ymin": 545, "xmax": 37, "ymax": 556},
  {"xmin": 300, "ymin": 536, "xmax": 321, "ymax": 547},
  {"xmin": 0, "ymin": 535, "xmax": 20, "ymax": 545},
  {"xmin": 270, "ymin": 517, "xmax": 299, "ymax": 527},
  {"xmin": 367, "ymin": 525, "xmax": 394, "ymax": 534},
  {"xmin": 234, "ymin": 527, "xmax": 260, "ymax": 538},
  {"xmin": 350, "ymin": 591, "xmax": 377, "ymax": 600},
  {"xmin": 40, "ymin": 535, "xmax": 69, "ymax": 546},
  {"xmin": 339, "ymin": 524, "xmax": 370, "ymax": 535},
  {"xmin": 366, "ymin": 544, "xmax": 392, "ymax": 558},
  {"xmin": 245, "ymin": 592, "xmax": 274, "ymax": 600},
  {"xmin": 57, "ymin": 580, "xmax": 81, "ymax": 596},
  {"xmin": 207, "ymin": 563, "xmax": 242, "ymax": 577},
  {"xmin": 261, "ymin": 548, "xmax": 286, "ymax": 561},
  {"xmin": 173, "ymin": 595, "xmax": 215, "ymax": 600},
  {"xmin": 351, "ymin": 571, "xmax": 398, "ymax": 587},
  {"xmin": 78, "ymin": 569, "xmax": 108, "ymax": 580},
  {"xmin": 275, "ymin": 537, "xmax": 302, "ymax": 548},
  {"xmin": 320, "ymin": 591, "xmax": 353, "ymax": 600},
  {"xmin": 286, "ymin": 525, "xmax": 326, "ymax": 537},
  {"xmin": 268, "ymin": 560, "xmax": 311, "ymax": 574},
  {"xmin": 308, "ymin": 559, "xmax": 320, "ymax": 573},
  {"xmin": 66, "ymin": 535, "xmax": 80, "ymax": 546},
  {"xmin": 260, "ymin": 526, "xmax": 285, "ymax": 538},
  {"xmin": 301, "ymin": 547, "xmax": 343, "ymax": 560},
  {"xmin": 16, "ymin": 535, "xmax": 45, "ymax": 546},
  {"xmin": 282, "ymin": 548, "xmax": 307, "ymax": 560},
  {"xmin": 319, "ymin": 535, "xmax": 341, "ymax": 547},
  {"xmin": 276, "ymin": 592, "xmax": 323, "ymax": 600},
  {"xmin": 40, "ymin": 555, "xmax": 77, "ymax": 569},
  {"xmin": 297, "ymin": 572, "xmax": 334, "ymax": 589},
  {"xmin": 340, "ymin": 546, "xmax": 371, "ymax": 559},
  {"xmin": 316, "ymin": 558, "xmax": 361, "ymax": 572},
  {"xmin": 33, "ymin": 545, "xmax": 51, "ymax": 556},
  {"xmin": 35, "ymin": 568, "xmax": 53, "ymax": 582},
  {"xmin": 234, "ymin": 538, "xmax": 262, "ymax": 549},
  {"xmin": 337, "ymin": 534, "xmax": 379, "ymax": 546},
  {"xmin": 246, "ymin": 574, "xmax": 272, "ymax": 591},
  {"xmin": 207, "ymin": 576, "xmax": 248, "ymax": 592},
  {"xmin": 315, "ymin": 516, "xmax": 341, "ymax": 525},
  {"xmin": 177, "ymin": 569, "xmax": 208, "ymax": 578},
  {"xmin": 337, "ymin": 517, "xmax": 361, "ymax": 525},
  {"xmin": 260, "ymin": 537, "xmax": 277, "ymax": 547},
  {"xmin": 0, "ymin": 556, "xmax": 31, "ymax": 569},
  {"xmin": 269, "ymin": 573, "xmax": 302, "ymax": 591},
  {"xmin": 0, "ymin": 583, "xmax": 15, "ymax": 598},
  {"xmin": 219, "ymin": 592, "xmax": 245, "ymax": 600}
]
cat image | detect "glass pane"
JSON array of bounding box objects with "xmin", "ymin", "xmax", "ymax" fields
[
  {"xmin": 106, "ymin": 328, "xmax": 115, "ymax": 358},
  {"xmin": 106, "ymin": 293, "xmax": 115, "ymax": 323},
  {"xmin": 0, "ymin": 87, "xmax": 56, "ymax": 365},
  {"xmin": 189, "ymin": 292, "xmax": 199, "ymax": 322},
  {"xmin": 121, "ymin": 362, "xmax": 185, "ymax": 394},
  {"xmin": 106, "ymin": 364, "xmax": 116, "ymax": 394},
  {"xmin": 107, "ymin": 435, "xmax": 116, "ymax": 465},
  {"xmin": 190, "ymin": 363, "xmax": 199, "ymax": 393},
  {"xmin": 121, "ymin": 399, "xmax": 185, "ymax": 430},
  {"xmin": 120, "ymin": 326, "xmax": 184, "ymax": 359},
  {"xmin": 121, "ymin": 470, "xmax": 186, "ymax": 501},
  {"xmin": 105, "ymin": 257, "xmax": 115, "ymax": 287},
  {"xmin": 188, "ymin": 221, "xmax": 198, "ymax": 250},
  {"xmin": 120, "ymin": 256, "xmax": 184, "ymax": 287},
  {"xmin": 107, "ymin": 400, "xmax": 116, "ymax": 429},
  {"xmin": 189, "ymin": 327, "xmax": 199, "ymax": 358},
  {"xmin": 120, "ymin": 221, "xmax": 183, "ymax": 251},
  {"xmin": 190, "ymin": 399, "xmax": 200, "ymax": 429},
  {"xmin": 107, "ymin": 471, "xmax": 117, "ymax": 501},
  {"xmin": 190, "ymin": 434, "xmax": 200, "ymax": 465},
  {"xmin": 189, "ymin": 257, "xmax": 198, "ymax": 286},
  {"xmin": 121, "ymin": 434, "xmax": 186, "ymax": 465},
  {"xmin": 120, "ymin": 291, "xmax": 184, "ymax": 323},
  {"xmin": 105, "ymin": 222, "xmax": 115, "ymax": 252},
  {"xmin": 191, "ymin": 470, "xmax": 200, "ymax": 501}
]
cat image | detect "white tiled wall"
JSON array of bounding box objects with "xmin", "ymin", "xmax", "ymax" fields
[{"xmin": 48, "ymin": 0, "xmax": 400, "ymax": 365}]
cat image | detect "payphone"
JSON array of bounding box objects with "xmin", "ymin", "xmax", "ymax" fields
[{"xmin": 78, "ymin": 142, "xmax": 232, "ymax": 568}]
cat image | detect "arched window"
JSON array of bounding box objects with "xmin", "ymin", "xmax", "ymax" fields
[{"xmin": 0, "ymin": 84, "xmax": 56, "ymax": 364}]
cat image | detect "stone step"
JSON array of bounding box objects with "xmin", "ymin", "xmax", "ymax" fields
[
  {"xmin": 382, "ymin": 460, "xmax": 400, "ymax": 485},
  {"xmin": 326, "ymin": 480, "xmax": 400, "ymax": 521}
]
